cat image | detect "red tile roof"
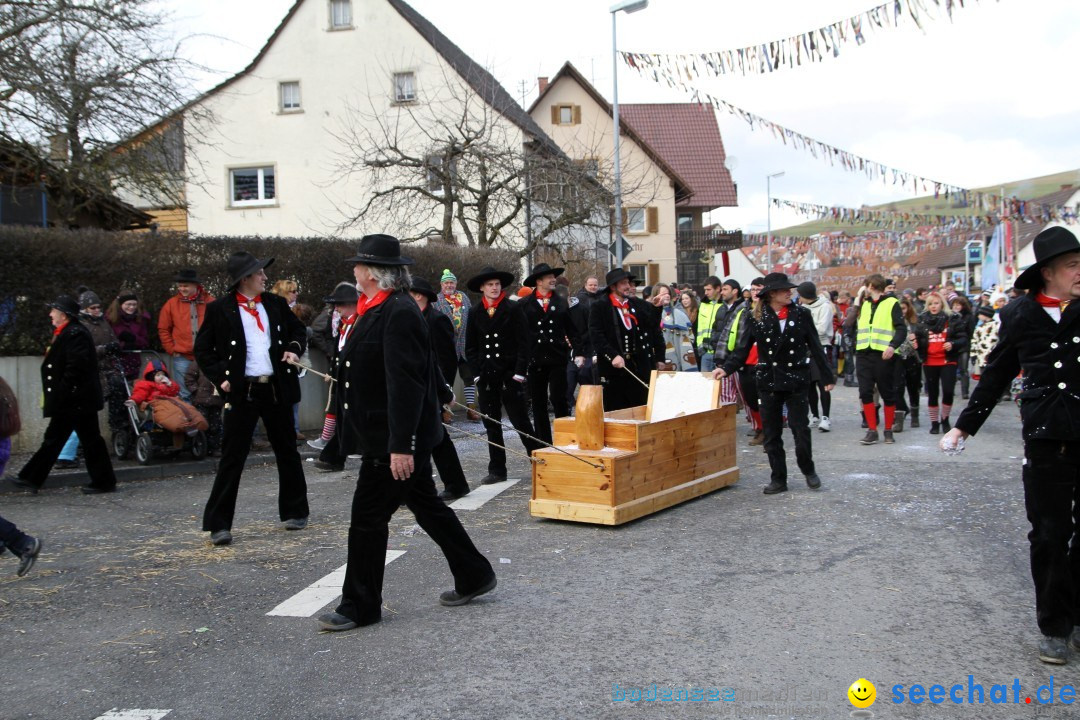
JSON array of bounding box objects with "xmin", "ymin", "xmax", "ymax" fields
[{"xmin": 618, "ymin": 103, "xmax": 737, "ymax": 209}]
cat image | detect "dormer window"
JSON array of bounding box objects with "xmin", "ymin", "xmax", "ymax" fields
[
  {"xmin": 394, "ymin": 72, "xmax": 416, "ymax": 103},
  {"xmin": 330, "ymin": 0, "xmax": 351, "ymax": 29}
]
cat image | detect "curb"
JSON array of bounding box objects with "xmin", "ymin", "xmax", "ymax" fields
[{"xmin": 1, "ymin": 448, "xmax": 322, "ymax": 495}]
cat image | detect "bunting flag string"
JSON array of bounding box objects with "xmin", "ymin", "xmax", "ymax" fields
[
  {"xmin": 621, "ymin": 0, "xmax": 1000, "ymax": 79},
  {"xmin": 771, "ymin": 196, "xmax": 1080, "ymax": 230}
]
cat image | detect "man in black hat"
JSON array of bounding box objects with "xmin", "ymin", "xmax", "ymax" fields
[
  {"xmin": 715, "ymin": 273, "xmax": 834, "ymax": 495},
  {"xmin": 589, "ymin": 268, "xmax": 665, "ymax": 411},
  {"xmin": 158, "ymin": 268, "xmax": 214, "ymax": 402},
  {"xmin": 943, "ymin": 226, "xmax": 1080, "ymax": 664},
  {"xmin": 465, "ymin": 266, "xmax": 543, "ymax": 484},
  {"xmin": 520, "ymin": 263, "xmax": 582, "ymax": 444},
  {"xmin": 194, "ymin": 252, "xmax": 310, "ymax": 546},
  {"xmin": 318, "ymin": 235, "xmax": 495, "ymax": 633},
  {"xmin": 308, "ymin": 282, "xmax": 360, "ymax": 472},
  {"xmin": 410, "ymin": 277, "xmax": 471, "ymax": 500},
  {"xmin": 566, "ymin": 275, "xmax": 602, "ymax": 407},
  {"xmin": 6, "ymin": 296, "xmax": 118, "ymax": 494}
]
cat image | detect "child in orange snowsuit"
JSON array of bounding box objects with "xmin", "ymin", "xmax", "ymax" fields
[{"xmin": 128, "ymin": 360, "xmax": 180, "ymax": 410}]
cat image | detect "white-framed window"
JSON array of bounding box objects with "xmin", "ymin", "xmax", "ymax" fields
[
  {"xmin": 626, "ymin": 207, "xmax": 646, "ymax": 233},
  {"xmin": 393, "ymin": 71, "xmax": 416, "ymax": 103},
  {"xmin": 426, "ymin": 154, "xmax": 447, "ymax": 196},
  {"xmin": 230, "ymin": 166, "xmax": 276, "ymax": 206},
  {"xmin": 330, "ymin": 0, "xmax": 352, "ymax": 28},
  {"xmin": 559, "ymin": 106, "xmax": 573, "ymax": 124},
  {"xmin": 280, "ymin": 81, "xmax": 301, "ymax": 111}
]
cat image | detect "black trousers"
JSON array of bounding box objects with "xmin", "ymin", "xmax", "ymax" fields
[
  {"xmin": 893, "ymin": 356, "xmax": 922, "ymax": 413},
  {"xmin": 335, "ymin": 455, "xmax": 494, "ymax": 624},
  {"xmin": 319, "ymin": 431, "xmax": 348, "ymax": 467},
  {"xmin": 18, "ymin": 411, "xmax": 117, "ymax": 490},
  {"xmin": 1022, "ymin": 440, "xmax": 1080, "ymax": 638},
  {"xmin": 566, "ymin": 357, "xmax": 596, "ymax": 409},
  {"xmin": 739, "ymin": 366, "xmax": 759, "ymax": 412},
  {"xmin": 478, "ymin": 375, "xmax": 541, "ymax": 477},
  {"xmin": 923, "ymin": 364, "xmax": 957, "ymax": 407},
  {"xmin": 601, "ymin": 359, "xmax": 650, "ymax": 412},
  {"xmin": 527, "ymin": 361, "xmax": 569, "ymax": 445},
  {"xmin": 0, "ymin": 512, "xmax": 33, "ymax": 555},
  {"xmin": 759, "ymin": 387, "xmax": 815, "ymax": 484},
  {"xmin": 856, "ymin": 351, "xmax": 896, "ymax": 405},
  {"xmin": 431, "ymin": 427, "xmax": 469, "ymax": 494},
  {"xmin": 201, "ymin": 383, "xmax": 309, "ymax": 532}
]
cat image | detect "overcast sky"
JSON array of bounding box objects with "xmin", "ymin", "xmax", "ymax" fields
[{"xmin": 165, "ymin": 0, "xmax": 1080, "ymax": 234}]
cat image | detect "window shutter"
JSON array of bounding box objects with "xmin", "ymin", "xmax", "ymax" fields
[
  {"xmin": 551, "ymin": 105, "xmax": 560, "ymax": 124},
  {"xmin": 621, "ymin": 208, "xmax": 628, "ymax": 233},
  {"xmin": 572, "ymin": 105, "xmax": 581, "ymax": 124},
  {"xmin": 646, "ymin": 207, "xmax": 659, "ymax": 233}
]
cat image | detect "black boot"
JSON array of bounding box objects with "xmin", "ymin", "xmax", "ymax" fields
[
  {"xmin": 763, "ymin": 481, "xmax": 788, "ymax": 495},
  {"xmin": 860, "ymin": 430, "xmax": 879, "ymax": 445},
  {"xmin": 941, "ymin": 417, "xmax": 951, "ymax": 433},
  {"xmin": 929, "ymin": 421, "xmax": 940, "ymax": 435},
  {"xmin": 909, "ymin": 405, "xmax": 920, "ymax": 428}
]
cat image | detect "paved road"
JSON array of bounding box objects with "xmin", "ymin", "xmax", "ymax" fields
[{"xmin": 1, "ymin": 386, "xmax": 1076, "ymax": 719}]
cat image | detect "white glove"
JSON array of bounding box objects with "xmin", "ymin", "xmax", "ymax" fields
[
  {"xmin": 574, "ymin": 356, "xmax": 585, "ymax": 368},
  {"xmin": 512, "ymin": 374, "xmax": 525, "ymax": 383}
]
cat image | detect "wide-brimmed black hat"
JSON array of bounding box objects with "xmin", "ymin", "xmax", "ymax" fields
[
  {"xmin": 1014, "ymin": 226, "xmax": 1080, "ymax": 290},
  {"xmin": 759, "ymin": 272, "xmax": 798, "ymax": 295},
  {"xmin": 345, "ymin": 234, "xmax": 413, "ymax": 266},
  {"xmin": 410, "ymin": 277, "xmax": 439, "ymax": 303},
  {"xmin": 604, "ymin": 268, "xmax": 636, "ymax": 288},
  {"xmin": 47, "ymin": 295, "xmax": 80, "ymax": 317},
  {"xmin": 467, "ymin": 266, "xmax": 515, "ymax": 293},
  {"xmin": 226, "ymin": 251, "xmax": 274, "ymax": 289},
  {"xmin": 174, "ymin": 268, "xmax": 202, "ymax": 284},
  {"xmin": 523, "ymin": 263, "xmax": 564, "ymax": 288},
  {"xmin": 322, "ymin": 282, "xmax": 359, "ymax": 305}
]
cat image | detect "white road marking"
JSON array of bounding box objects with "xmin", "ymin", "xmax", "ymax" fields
[
  {"xmin": 449, "ymin": 478, "xmax": 520, "ymax": 510},
  {"xmin": 266, "ymin": 550, "xmax": 406, "ymax": 617},
  {"xmin": 94, "ymin": 711, "xmax": 171, "ymax": 720}
]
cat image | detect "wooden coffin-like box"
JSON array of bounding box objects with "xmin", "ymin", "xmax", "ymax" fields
[{"xmin": 529, "ymin": 372, "xmax": 739, "ymax": 525}]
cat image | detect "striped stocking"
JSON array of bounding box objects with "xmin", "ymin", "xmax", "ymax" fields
[
  {"xmin": 320, "ymin": 414, "xmax": 336, "ymax": 441},
  {"xmin": 463, "ymin": 385, "xmax": 477, "ymax": 405},
  {"xmin": 928, "ymin": 406, "xmax": 940, "ymax": 422},
  {"xmin": 942, "ymin": 404, "xmax": 952, "ymax": 421}
]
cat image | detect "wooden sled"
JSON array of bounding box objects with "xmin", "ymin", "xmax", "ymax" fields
[{"xmin": 530, "ymin": 371, "xmax": 739, "ymax": 525}]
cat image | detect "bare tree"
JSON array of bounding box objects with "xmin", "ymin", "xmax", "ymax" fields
[
  {"xmin": 0, "ymin": 0, "xmax": 210, "ymax": 225},
  {"xmin": 329, "ymin": 61, "xmax": 660, "ymax": 259}
]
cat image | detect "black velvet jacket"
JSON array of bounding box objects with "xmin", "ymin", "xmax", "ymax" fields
[
  {"xmin": 41, "ymin": 321, "xmax": 103, "ymax": 417},
  {"xmin": 722, "ymin": 302, "xmax": 835, "ymax": 391},
  {"xmin": 465, "ymin": 297, "xmax": 530, "ymax": 380},
  {"xmin": 956, "ymin": 293, "xmax": 1080, "ymax": 441},
  {"xmin": 520, "ymin": 292, "xmax": 581, "ymax": 366}
]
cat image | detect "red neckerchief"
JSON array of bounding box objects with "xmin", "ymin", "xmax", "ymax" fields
[
  {"xmin": 534, "ymin": 289, "xmax": 551, "ymax": 313},
  {"xmin": 482, "ymin": 292, "xmax": 506, "ymax": 318},
  {"xmin": 52, "ymin": 321, "xmax": 68, "ymax": 337},
  {"xmin": 776, "ymin": 305, "xmax": 790, "ymax": 320},
  {"xmin": 609, "ymin": 292, "xmax": 638, "ymax": 329},
  {"xmin": 356, "ymin": 290, "xmax": 392, "ymax": 318},
  {"xmin": 1036, "ymin": 293, "xmax": 1069, "ymax": 312},
  {"xmin": 338, "ymin": 313, "xmax": 357, "ymax": 334},
  {"xmin": 236, "ymin": 292, "xmax": 265, "ymax": 332}
]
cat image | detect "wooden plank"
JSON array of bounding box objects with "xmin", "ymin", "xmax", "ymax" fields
[
  {"xmin": 529, "ymin": 498, "xmax": 617, "ymax": 525},
  {"xmin": 616, "ymin": 447, "xmax": 737, "ymax": 503},
  {"xmin": 575, "ymin": 385, "xmax": 605, "ymax": 450},
  {"xmin": 645, "ymin": 369, "xmax": 659, "ymax": 420},
  {"xmin": 605, "ymin": 405, "xmax": 646, "ymax": 421},
  {"xmin": 611, "ymin": 467, "xmax": 740, "ymax": 524}
]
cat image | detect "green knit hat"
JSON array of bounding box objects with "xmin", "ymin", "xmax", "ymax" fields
[{"xmin": 440, "ymin": 268, "xmax": 456, "ymax": 282}]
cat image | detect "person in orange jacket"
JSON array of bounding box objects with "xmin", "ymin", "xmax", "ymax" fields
[{"xmin": 157, "ymin": 268, "xmax": 214, "ymax": 401}]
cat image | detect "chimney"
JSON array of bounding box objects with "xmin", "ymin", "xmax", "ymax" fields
[{"xmin": 538, "ymin": 76, "xmax": 549, "ymax": 94}]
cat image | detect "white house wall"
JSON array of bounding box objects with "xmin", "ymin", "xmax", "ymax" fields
[{"xmin": 183, "ymin": 0, "xmax": 525, "ymax": 242}]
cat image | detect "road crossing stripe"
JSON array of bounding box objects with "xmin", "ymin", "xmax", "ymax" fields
[
  {"xmin": 448, "ymin": 478, "xmax": 520, "ymax": 510},
  {"xmin": 94, "ymin": 711, "xmax": 171, "ymax": 720},
  {"xmin": 266, "ymin": 550, "xmax": 406, "ymax": 617}
]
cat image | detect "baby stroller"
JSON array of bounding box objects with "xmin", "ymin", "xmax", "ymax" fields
[{"xmin": 112, "ymin": 351, "xmax": 209, "ymax": 465}]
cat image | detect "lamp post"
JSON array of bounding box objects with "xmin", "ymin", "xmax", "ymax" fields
[
  {"xmin": 765, "ymin": 170, "xmax": 784, "ymax": 271},
  {"xmin": 610, "ymin": 0, "xmax": 648, "ymax": 270}
]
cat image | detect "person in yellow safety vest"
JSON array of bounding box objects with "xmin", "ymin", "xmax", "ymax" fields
[
  {"xmin": 695, "ymin": 276, "xmax": 723, "ymax": 371},
  {"xmin": 710, "ymin": 279, "xmax": 745, "ymax": 404},
  {"xmin": 855, "ymin": 273, "xmax": 906, "ymax": 446}
]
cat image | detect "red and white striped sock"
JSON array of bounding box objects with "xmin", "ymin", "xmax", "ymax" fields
[
  {"xmin": 320, "ymin": 414, "xmax": 336, "ymax": 441},
  {"xmin": 942, "ymin": 404, "xmax": 952, "ymax": 421},
  {"xmin": 928, "ymin": 406, "xmax": 940, "ymax": 422}
]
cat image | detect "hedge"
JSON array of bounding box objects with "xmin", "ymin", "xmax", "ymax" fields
[{"xmin": 0, "ymin": 227, "xmax": 522, "ymax": 356}]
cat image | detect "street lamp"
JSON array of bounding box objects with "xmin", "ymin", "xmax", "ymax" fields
[
  {"xmin": 765, "ymin": 170, "xmax": 784, "ymax": 271},
  {"xmin": 611, "ymin": 0, "xmax": 648, "ymax": 270}
]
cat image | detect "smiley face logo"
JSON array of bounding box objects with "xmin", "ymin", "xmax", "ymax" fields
[{"xmin": 848, "ymin": 679, "xmax": 876, "ymax": 708}]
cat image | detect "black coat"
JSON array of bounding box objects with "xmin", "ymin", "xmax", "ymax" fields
[
  {"xmin": 722, "ymin": 302, "xmax": 835, "ymax": 392},
  {"xmin": 336, "ymin": 292, "xmax": 442, "ymax": 457},
  {"xmin": 193, "ymin": 292, "xmax": 307, "ymax": 404},
  {"xmin": 913, "ymin": 310, "xmax": 969, "ymax": 364},
  {"xmin": 40, "ymin": 321, "xmax": 104, "ymax": 417},
  {"xmin": 465, "ymin": 297, "xmax": 530, "ymax": 380},
  {"xmin": 423, "ymin": 304, "xmax": 458, "ymax": 386},
  {"xmin": 956, "ymin": 294, "xmax": 1080, "ymax": 441},
  {"xmin": 520, "ymin": 292, "xmax": 581, "ymax": 366},
  {"xmin": 589, "ymin": 295, "xmax": 665, "ymax": 375},
  {"xmin": 568, "ymin": 288, "xmax": 602, "ymax": 357}
]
